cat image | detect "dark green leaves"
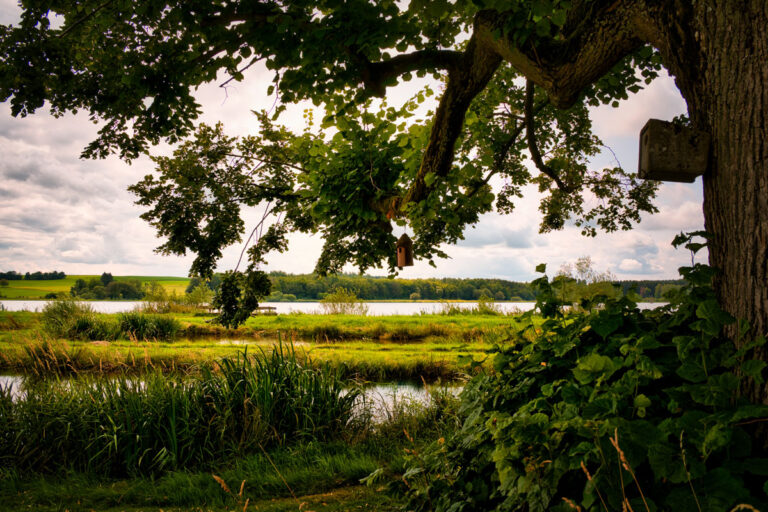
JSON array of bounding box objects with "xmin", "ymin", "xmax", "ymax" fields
[
  {"xmin": 404, "ymin": 249, "xmax": 768, "ymax": 511},
  {"xmin": 212, "ymin": 269, "xmax": 271, "ymax": 329}
]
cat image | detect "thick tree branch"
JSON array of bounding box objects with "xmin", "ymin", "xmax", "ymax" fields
[
  {"xmin": 401, "ymin": 24, "xmax": 503, "ymax": 209},
  {"xmin": 396, "ymin": 1, "xmax": 647, "ymax": 214},
  {"xmin": 359, "ymin": 50, "xmax": 462, "ymax": 97},
  {"xmin": 479, "ymin": 1, "xmax": 646, "ymax": 108},
  {"xmin": 524, "ymin": 79, "xmax": 569, "ymax": 191}
]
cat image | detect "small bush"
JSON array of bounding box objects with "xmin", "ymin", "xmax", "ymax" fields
[
  {"xmin": 67, "ymin": 315, "xmax": 117, "ymax": 341},
  {"xmin": 41, "ymin": 300, "xmax": 117, "ymax": 340},
  {"xmin": 320, "ymin": 288, "xmax": 368, "ymax": 316},
  {"xmin": 41, "ymin": 300, "xmax": 88, "ymax": 337},
  {"xmin": 434, "ymin": 297, "xmax": 504, "ymax": 316}
]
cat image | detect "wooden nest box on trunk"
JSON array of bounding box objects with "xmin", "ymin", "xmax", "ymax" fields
[
  {"xmin": 396, "ymin": 233, "xmax": 414, "ymax": 269},
  {"xmin": 638, "ymin": 119, "xmax": 710, "ymax": 183}
]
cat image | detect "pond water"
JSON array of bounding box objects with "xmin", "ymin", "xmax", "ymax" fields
[
  {"xmin": 359, "ymin": 382, "xmax": 462, "ymax": 421},
  {"xmin": 0, "ymin": 299, "xmax": 665, "ymax": 315}
]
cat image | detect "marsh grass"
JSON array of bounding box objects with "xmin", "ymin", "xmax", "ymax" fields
[
  {"xmin": 0, "ymin": 334, "xmax": 489, "ymax": 381},
  {"xmin": 39, "ymin": 300, "xmax": 180, "ymax": 341},
  {"xmin": 0, "ymin": 383, "xmax": 460, "ymax": 512},
  {"xmin": 118, "ymin": 312, "xmax": 181, "ymax": 340},
  {"xmin": 0, "ymin": 345, "xmax": 362, "ymax": 477}
]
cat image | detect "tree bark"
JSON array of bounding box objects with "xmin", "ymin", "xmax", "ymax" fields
[
  {"xmin": 640, "ymin": 0, "xmax": 768, "ymax": 403},
  {"xmin": 695, "ymin": 1, "xmax": 768, "ymax": 403}
]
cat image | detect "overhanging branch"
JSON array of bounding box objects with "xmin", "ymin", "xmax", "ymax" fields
[
  {"xmin": 524, "ymin": 79, "xmax": 568, "ymax": 191},
  {"xmin": 401, "ymin": 22, "xmax": 503, "ymax": 209},
  {"xmin": 359, "ymin": 49, "xmax": 462, "ymax": 97}
]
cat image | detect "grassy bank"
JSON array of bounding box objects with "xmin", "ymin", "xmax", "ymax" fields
[
  {"xmin": 0, "ymin": 351, "xmax": 459, "ymax": 512},
  {"xmin": 2, "ymin": 306, "xmax": 526, "ymax": 342},
  {"xmin": 181, "ymin": 310, "xmax": 524, "ymax": 342},
  {"xmin": 0, "ymin": 308, "xmax": 526, "ymax": 381},
  {"xmin": 0, "ymin": 337, "xmax": 489, "ymax": 382}
]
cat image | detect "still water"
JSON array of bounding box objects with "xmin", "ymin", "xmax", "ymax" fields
[{"xmin": 0, "ymin": 300, "xmax": 664, "ymax": 315}]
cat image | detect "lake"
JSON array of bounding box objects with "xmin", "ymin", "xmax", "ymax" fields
[{"xmin": 0, "ymin": 300, "xmax": 666, "ymax": 315}]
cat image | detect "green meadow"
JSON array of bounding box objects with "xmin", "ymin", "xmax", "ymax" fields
[
  {"xmin": 0, "ymin": 308, "xmax": 522, "ymax": 380},
  {"xmin": 0, "ymin": 275, "xmax": 191, "ymax": 298},
  {"xmin": 0, "ymin": 303, "xmax": 481, "ymax": 511}
]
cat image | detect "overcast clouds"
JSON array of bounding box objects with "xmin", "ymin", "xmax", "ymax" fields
[{"xmin": 0, "ymin": 3, "xmax": 704, "ymax": 282}]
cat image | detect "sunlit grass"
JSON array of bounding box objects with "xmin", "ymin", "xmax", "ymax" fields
[
  {"xmin": 0, "ymin": 275, "xmax": 190, "ymax": 299},
  {"xmin": 0, "ymin": 309, "xmax": 529, "ymax": 380}
]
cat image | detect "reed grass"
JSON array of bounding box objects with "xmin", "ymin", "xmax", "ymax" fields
[
  {"xmin": 0, "ymin": 345, "xmax": 361, "ymax": 477},
  {"xmin": 118, "ymin": 312, "xmax": 181, "ymax": 340},
  {"xmin": 0, "ymin": 384, "xmax": 460, "ymax": 512},
  {"xmin": 38, "ymin": 300, "xmax": 181, "ymax": 341},
  {"xmin": 0, "ymin": 334, "xmax": 492, "ymax": 382}
]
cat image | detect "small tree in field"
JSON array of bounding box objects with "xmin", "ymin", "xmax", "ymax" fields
[{"xmin": 100, "ymin": 272, "xmax": 114, "ymax": 287}]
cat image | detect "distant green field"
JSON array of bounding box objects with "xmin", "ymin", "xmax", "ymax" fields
[{"xmin": 0, "ymin": 275, "xmax": 190, "ymax": 299}]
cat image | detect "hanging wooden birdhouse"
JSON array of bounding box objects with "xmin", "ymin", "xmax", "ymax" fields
[
  {"xmin": 396, "ymin": 233, "xmax": 414, "ymax": 269},
  {"xmin": 638, "ymin": 119, "xmax": 710, "ymax": 182}
]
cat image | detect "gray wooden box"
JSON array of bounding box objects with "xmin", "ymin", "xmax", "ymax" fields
[{"xmin": 638, "ymin": 119, "xmax": 709, "ymax": 182}]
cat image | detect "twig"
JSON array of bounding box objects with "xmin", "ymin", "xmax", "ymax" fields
[
  {"xmin": 234, "ymin": 201, "xmax": 272, "ymax": 272},
  {"xmin": 258, "ymin": 442, "xmax": 296, "ymax": 500},
  {"xmin": 680, "ymin": 431, "xmax": 702, "ymax": 512},
  {"xmin": 220, "ymin": 56, "xmax": 264, "ymax": 88},
  {"xmin": 58, "ymin": 0, "xmax": 114, "ymax": 38}
]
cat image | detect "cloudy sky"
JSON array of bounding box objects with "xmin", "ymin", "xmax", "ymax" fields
[{"xmin": 0, "ymin": 3, "xmax": 704, "ymax": 282}]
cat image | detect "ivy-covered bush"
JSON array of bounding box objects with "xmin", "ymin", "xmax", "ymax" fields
[{"xmin": 404, "ymin": 236, "xmax": 768, "ymax": 511}]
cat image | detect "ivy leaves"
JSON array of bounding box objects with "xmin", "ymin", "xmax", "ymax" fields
[{"xmin": 404, "ymin": 244, "xmax": 768, "ymax": 511}]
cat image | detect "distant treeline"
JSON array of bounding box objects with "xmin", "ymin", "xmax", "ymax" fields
[
  {"xmin": 268, "ymin": 273, "xmax": 537, "ymax": 301},
  {"xmin": 0, "ymin": 270, "xmax": 66, "ymax": 280},
  {"xmin": 68, "ymin": 273, "xmax": 144, "ymax": 300},
  {"xmin": 266, "ymin": 273, "xmax": 684, "ymax": 301}
]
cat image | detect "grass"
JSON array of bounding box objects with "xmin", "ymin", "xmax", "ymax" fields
[
  {"xmin": 0, "ymin": 308, "xmax": 525, "ymax": 381},
  {"xmin": 0, "ymin": 347, "xmax": 361, "ymax": 476},
  {"xmin": 0, "ymin": 305, "xmax": 471, "ymax": 511},
  {"xmin": 180, "ymin": 310, "xmax": 526, "ymax": 342},
  {"xmin": 0, "ymin": 373, "xmax": 459, "ymax": 512},
  {"xmin": 0, "ymin": 336, "xmax": 491, "ymax": 381},
  {"xmin": 0, "ymin": 275, "xmax": 190, "ymax": 299}
]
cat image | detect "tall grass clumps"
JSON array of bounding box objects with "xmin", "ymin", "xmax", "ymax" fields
[
  {"xmin": 0, "ymin": 345, "xmax": 361, "ymax": 477},
  {"xmin": 118, "ymin": 312, "xmax": 180, "ymax": 341},
  {"xmin": 40, "ymin": 300, "xmax": 181, "ymax": 341},
  {"xmin": 40, "ymin": 299, "xmax": 118, "ymax": 341}
]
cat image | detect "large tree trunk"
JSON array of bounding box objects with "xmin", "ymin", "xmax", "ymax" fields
[
  {"xmin": 699, "ymin": 2, "xmax": 768, "ymax": 404},
  {"xmin": 652, "ymin": 1, "xmax": 768, "ymax": 404}
]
